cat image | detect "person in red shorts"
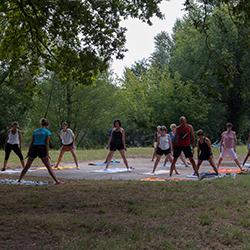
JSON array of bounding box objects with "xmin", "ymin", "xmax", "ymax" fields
[{"xmin": 169, "ymin": 116, "xmax": 199, "ymax": 177}]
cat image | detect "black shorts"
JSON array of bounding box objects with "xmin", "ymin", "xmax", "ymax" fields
[
  {"xmin": 156, "ymin": 147, "xmax": 171, "ymax": 156},
  {"xmin": 173, "ymin": 146, "xmax": 193, "ymax": 159},
  {"xmin": 5, "ymin": 143, "xmax": 24, "ymax": 161},
  {"xmin": 109, "ymin": 143, "xmax": 124, "ymax": 151},
  {"xmin": 28, "ymin": 145, "xmax": 48, "ymax": 159},
  {"xmin": 198, "ymin": 152, "xmax": 213, "ymax": 161}
]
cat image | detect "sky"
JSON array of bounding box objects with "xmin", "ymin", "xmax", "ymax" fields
[{"xmin": 111, "ymin": 0, "xmax": 186, "ymax": 77}]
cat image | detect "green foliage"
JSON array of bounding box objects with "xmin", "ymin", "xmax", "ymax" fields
[{"xmin": 0, "ymin": 0, "xmax": 164, "ymax": 85}]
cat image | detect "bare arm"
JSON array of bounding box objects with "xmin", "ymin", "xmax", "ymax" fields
[
  {"xmin": 169, "ymin": 135, "xmax": 172, "ymax": 152},
  {"xmin": 197, "ymin": 140, "xmax": 200, "ymax": 158},
  {"xmin": 46, "ymin": 136, "xmax": 51, "ymax": 157},
  {"xmin": 18, "ymin": 131, "xmax": 22, "ymax": 149},
  {"xmin": 234, "ymin": 132, "xmax": 237, "ymax": 151},
  {"xmin": 205, "ymin": 138, "xmax": 212, "ymax": 153},
  {"xmin": 122, "ymin": 128, "xmax": 126, "ymax": 150},
  {"xmin": 190, "ymin": 125, "xmax": 195, "ymax": 147}
]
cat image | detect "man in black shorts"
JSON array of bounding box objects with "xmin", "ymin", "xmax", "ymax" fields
[{"xmin": 170, "ymin": 116, "xmax": 199, "ymax": 177}]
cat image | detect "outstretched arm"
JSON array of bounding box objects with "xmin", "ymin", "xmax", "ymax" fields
[
  {"xmin": 190, "ymin": 125, "xmax": 195, "ymax": 147},
  {"xmin": 122, "ymin": 129, "xmax": 127, "ymax": 150}
]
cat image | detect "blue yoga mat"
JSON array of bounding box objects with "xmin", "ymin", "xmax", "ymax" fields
[{"xmin": 88, "ymin": 160, "xmax": 120, "ymax": 166}]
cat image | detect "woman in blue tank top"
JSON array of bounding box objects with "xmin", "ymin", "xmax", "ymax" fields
[{"xmin": 18, "ymin": 118, "xmax": 61, "ymax": 184}]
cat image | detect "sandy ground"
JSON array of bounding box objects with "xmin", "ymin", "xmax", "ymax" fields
[{"xmin": 7, "ymin": 157, "xmax": 246, "ymax": 181}]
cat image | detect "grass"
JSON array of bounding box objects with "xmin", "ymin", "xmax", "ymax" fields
[
  {"xmin": 0, "ymin": 176, "xmax": 250, "ymax": 249},
  {"xmin": 0, "ymin": 145, "xmax": 248, "ymax": 168}
]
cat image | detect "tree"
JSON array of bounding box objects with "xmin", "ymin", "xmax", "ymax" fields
[{"xmin": 0, "ymin": 0, "xmax": 164, "ymax": 85}]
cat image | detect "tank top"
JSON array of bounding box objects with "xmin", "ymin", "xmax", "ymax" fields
[
  {"xmin": 169, "ymin": 131, "xmax": 175, "ymax": 142},
  {"xmin": 111, "ymin": 130, "xmax": 123, "ymax": 145},
  {"xmin": 176, "ymin": 125, "xmax": 191, "ymax": 147},
  {"xmin": 7, "ymin": 130, "xmax": 20, "ymax": 145},
  {"xmin": 159, "ymin": 135, "xmax": 171, "ymax": 150},
  {"xmin": 198, "ymin": 137, "xmax": 211, "ymax": 155},
  {"xmin": 222, "ymin": 131, "xmax": 235, "ymax": 149}
]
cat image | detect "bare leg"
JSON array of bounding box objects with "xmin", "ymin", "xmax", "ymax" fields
[
  {"xmin": 152, "ymin": 155, "xmax": 161, "ymax": 173},
  {"xmin": 197, "ymin": 159, "xmax": 202, "ymax": 171},
  {"xmin": 189, "ymin": 157, "xmax": 199, "ymax": 177},
  {"xmin": 166, "ymin": 154, "xmax": 178, "ymax": 174},
  {"xmin": 41, "ymin": 157, "xmax": 60, "ymax": 184},
  {"xmin": 105, "ymin": 151, "xmax": 114, "ymax": 170},
  {"xmin": 55, "ymin": 149, "xmax": 65, "ymax": 168},
  {"xmin": 70, "ymin": 149, "xmax": 79, "ymax": 169},
  {"xmin": 20, "ymin": 160, "xmax": 25, "ymax": 168},
  {"xmin": 18, "ymin": 158, "xmax": 34, "ymax": 182},
  {"xmin": 208, "ymin": 157, "xmax": 218, "ymax": 174},
  {"xmin": 151, "ymin": 148, "xmax": 157, "ymax": 161},
  {"xmin": 2, "ymin": 160, "xmax": 7, "ymax": 171},
  {"xmin": 170, "ymin": 158, "xmax": 178, "ymax": 177},
  {"xmin": 234, "ymin": 158, "xmax": 242, "ymax": 171},
  {"xmin": 180, "ymin": 153, "xmax": 189, "ymax": 167},
  {"xmin": 243, "ymin": 152, "xmax": 250, "ymax": 166},
  {"xmin": 217, "ymin": 157, "xmax": 223, "ymax": 171},
  {"xmin": 119, "ymin": 150, "xmax": 129, "ymax": 169},
  {"xmin": 163, "ymin": 155, "xmax": 169, "ymax": 166}
]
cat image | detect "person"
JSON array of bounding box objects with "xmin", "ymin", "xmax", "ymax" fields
[
  {"xmin": 217, "ymin": 123, "xmax": 242, "ymax": 171},
  {"xmin": 243, "ymin": 133, "xmax": 250, "ymax": 166},
  {"xmin": 151, "ymin": 125, "xmax": 161, "ymax": 161},
  {"xmin": 54, "ymin": 121, "xmax": 79, "ymax": 169},
  {"xmin": 105, "ymin": 120, "xmax": 130, "ymax": 170},
  {"xmin": 2, "ymin": 122, "xmax": 25, "ymax": 171},
  {"xmin": 196, "ymin": 129, "xmax": 218, "ymax": 174},
  {"xmin": 152, "ymin": 126, "xmax": 178, "ymax": 174},
  {"xmin": 165, "ymin": 123, "xmax": 189, "ymax": 167},
  {"xmin": 18, "ymin": 118, "xmax": 61, "ymax": 184},
  {"xmin": 170, "ymin": 116, "xmax": 199, "ymax": 177}
]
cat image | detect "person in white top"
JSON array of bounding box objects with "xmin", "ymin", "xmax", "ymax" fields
[
  {"xmin": 54, "ymin": 121, "xmax": 79, "ymax": 169},
  {"xmin": 2, "ymin": 122, "xmax": 25, "ymax": 171},
  {"xmin": 243, "ymin": 132, "xmax": 250, "ymax": 167},
  {"xmin": 152, "ymin": 126, "xmax": 179, "ymax": 175}
]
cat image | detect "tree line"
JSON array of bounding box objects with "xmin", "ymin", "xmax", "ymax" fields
[{"xmin": 0, "ymin": 1, "xmax": 249, "ymax": 148}]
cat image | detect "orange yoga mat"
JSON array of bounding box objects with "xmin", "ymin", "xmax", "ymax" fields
[
  {"xmin": 209, "ymin": 168, "xmax": 241, "ymax": 174},
  {"xmin": 140, "ymin": 177, "xmax": 194, "ymax": 182}
]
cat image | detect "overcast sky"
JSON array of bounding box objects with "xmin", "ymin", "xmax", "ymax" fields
[{"xmin": 111, "ymin": 0, "xmax": 186, "ymax": 77}]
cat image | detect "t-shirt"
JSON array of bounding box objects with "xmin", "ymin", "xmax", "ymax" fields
[
  {"xmin": 169, "ymin": 131, "xmax": 175, "ymax": 142},
  {"xmin": 60, "ymin": 128, "xmax": 74, "ymax": 145},
  {"xmin": 33, "ymin": 128, "xmax": 52, "ymax": 145},
  {"xmin": 222, "ymin": 131, "xmax": 236, "ymax": 149},
  {"xmin": 159, "ymin": 134, "xmax": 171, "ymax": 150},
  {"xmin": 176, "ymin": 125, "xmax": 192, "ymax": 147}
]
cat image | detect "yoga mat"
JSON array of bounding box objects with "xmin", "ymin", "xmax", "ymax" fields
[
  {"xmin": 88, "ymin": 160, "xmax": 120, "ymax": 166},
  {"xmin": 209, "ymin": 168, "xmax": 242, "ymax": 174},
  {"xmin": 0, "ymin": 169, "xmax": 34, "ymax": 174},
  {"xmin": 186, "ymin": 174, "xmax": 199, "ymax": 179},
  {"xmin": 141, "ymin": 177, "xmax": 167, "ymax": 182},
  {"xmin": 36, "ymin": 165, "xmax": 77, "ymax": 170},
  {"xmin": 144, "ymin": 170, "xmax": 169, "ymax": 175},
  {"xmin": 91, "ymin": 167, "xmax": 133, "ymax": 173},
  {"xmin": 0, "ymin": 179, "xmax": 48, "ymax": 186}
]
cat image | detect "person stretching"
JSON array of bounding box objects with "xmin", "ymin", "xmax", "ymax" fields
[
  {"xmin": 18, "ymin": 118, "xmax": 61, "ymax": 184},
  {"xmin": 152, "ymin": 126, "xmax": 178, "ymax": 175},
  {"xmin": 165, "ymin": 123, "xmax": 190, "ymax": 167},
  {"xmin": 105, "ymin": 120, "xmax": 130, "ymax": 170},
  {"xmin": 217, "ymin": 123, "xmax": 242, "ymax": 171},
  {"xmin": 55, "ymin": 121, "xmax": 79, "ymax": 169},
  {"xmin": 2, "ymin": 122, "xmax": 25, "ymax": 171},
  {"xmin": 196, "ymin": 130, "xmax": 218, "ymax": 174},
  {"xmin": 151, "ymin": 125, "xmax": 161, "ymax": 161},
  {"xmin": 170, "ymin": 116, "xmax": 199, "ymax": 177},
  {"xmin": 243, "ymin": 133, "xmax": 250, "ymax": 167}
]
